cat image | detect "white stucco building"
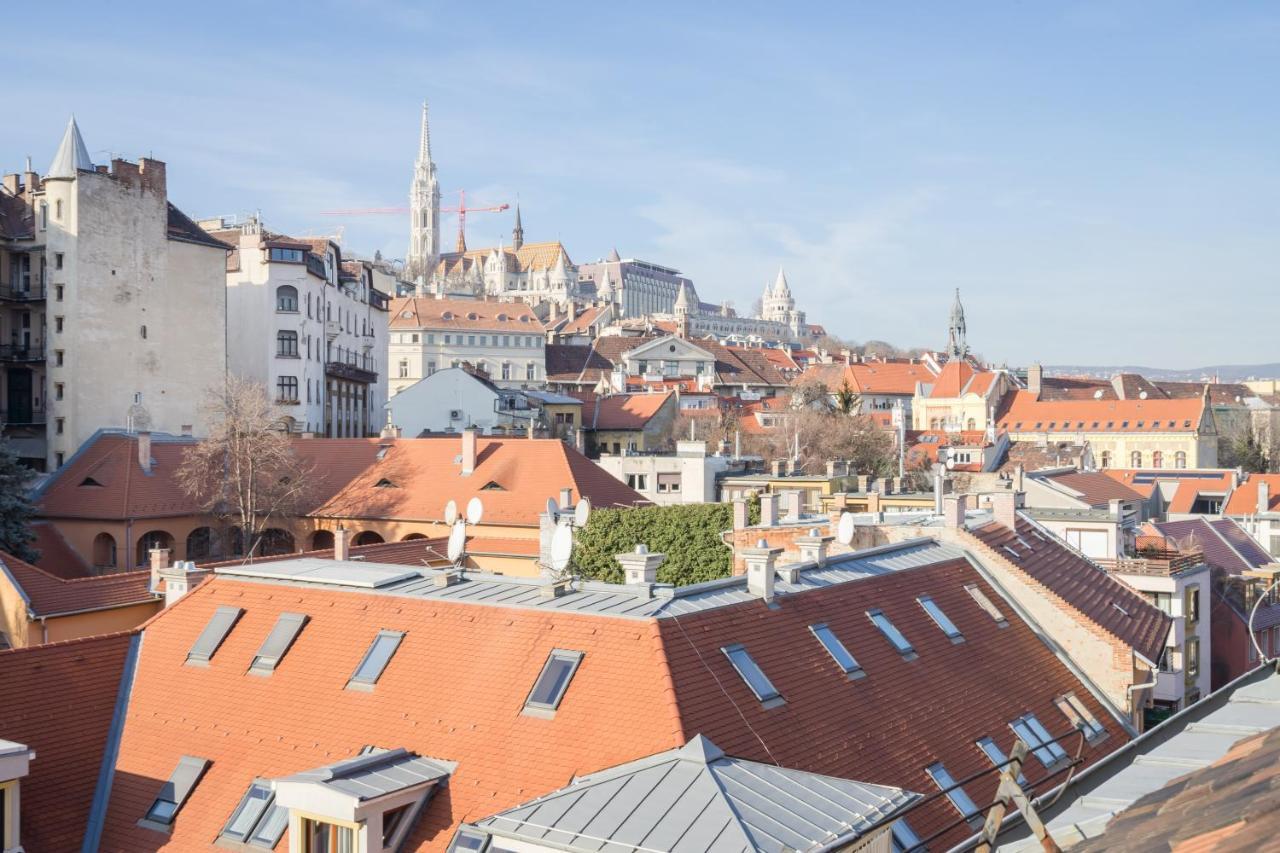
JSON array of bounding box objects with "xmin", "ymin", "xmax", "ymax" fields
[
  {"xmin": 2, "ymin": 118, "xmax": 229, "ymax": 469},
  {"xmin": 595, "ymin": 440, "xmax": 737, "ymax": 505},
  {"xmin": 386, "ymin": 366, "xmax": 538, "ymax": 436},
  {"xmin": 203, "ymin": 216, "xmax": 389, "ymax": 437},
  {"xmin": 388, "ymin": 296, "xmax": 546, "ymax": 395}
]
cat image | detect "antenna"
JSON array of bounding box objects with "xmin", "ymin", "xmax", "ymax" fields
[
  {"xmin": 546, "ymin": 497, "xmax": 559, "ymax": 519},
  {"xmin": 836, "ymin": 512, "xmax": 855, "ymax": 546}
]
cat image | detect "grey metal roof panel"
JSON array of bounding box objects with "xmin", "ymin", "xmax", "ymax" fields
[{"xmin": 279, "ymin": 748, "xmax": 453, "ymax": 801}]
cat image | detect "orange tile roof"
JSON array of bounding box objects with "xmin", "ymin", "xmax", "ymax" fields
[
  {"xmin": 389, "ymin": 296, "xmax": 544, "ymax": 332},
  {"xmin": 36, "ymin": 431, "xmax": 203, "ymax": 520},
  {"xmin": 0, "ymin": 633, "xmax": 136, "ymax": 852},
  {"xmin": 1165, "ymin": 473, "xmax": 1235, "ymax": 514},
  {"xmin": 927, "ymin": 360, "xmax": 980, "ymax": 397},
  {"xmin": 0, "ymin": 552, "xmax": 156, "ymax": 617},
  {"xmin": 30, "ymin": 520, "xmax": 92, "ymax": 578},
  {"xmin": 798, "ymin": 360, "xmax": 937, "ymax": 396},
  {"xmin": 996, "ymin": 391, "xmax": 1206, "ymax": 433},
  {"xmin": 312, "ymin": 437, "xmax": 646, "ymax": 524},
  {"xmin": 587, "ymin": 392, "xmax": 674, "ymax": 430},
  {"xmin": 1225, "ymin": 473, "xmax": 1280, "ymax": 515},
  {"xmin": 558, "ymin": 305, "xmax": 609, "ymax": 334}
]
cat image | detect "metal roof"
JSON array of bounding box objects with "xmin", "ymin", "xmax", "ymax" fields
[
  {"xmin": 473, "ymin": 735, "xmax": 918, "ymax": 852},
  {"xmin": 212, "ymin": 540, "xmax": 966, "ymax": 621},
  {"xmin": 990, "ymin": 665, "xmax": 1280, "ymax": 851},
  {"xmin": 277, "ymin": 748, "xmax": 453, "ymax": 802}
]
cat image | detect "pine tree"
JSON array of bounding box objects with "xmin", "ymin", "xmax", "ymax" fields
[{"xmin": 0, "ymin": 437, "xmax": 38, "ymax": 562}]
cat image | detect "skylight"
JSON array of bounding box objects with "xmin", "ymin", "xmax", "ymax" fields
[
  {"xmin": 809, "ymin": 623, "xmax": 864, "ymax": 679},
  {"xmin": 976, "ymin": 737, "xmax": 1027, "ymax": 786},
  {"xmin": 925, "ymin": 761, "xmax": 981, "ymax": 822},
  {"xmin": 248, "ymin": 612, "xmax": 308, "ymax": 675},
  {"xmin": 448, "ymin": 827, "xmax": 491, "ymax": 852},
  {"xmin": 1010, "ymin": 713, "xmax": 1068, "ymax": 767},
  {"xmin": 522, "ymin": 649, "xmax": 584, "ymax": 716},
  {"xmin": 1055, "ymin": 693, "xmax": 1106, "ymax": 741},
  {"xmin": 347, "ymin": 630, "xmax": 404, "ymax": 690},
  {"xmin": 186, "ymin": 606, "xmax": 244, "ymax": 666},
  {"xmin": 220, "ymin": 780, "xmax": 288, "ymax": 848},
  {"xmin": 143, "ymin": 756, "xmax": 209, "ymax": 828},
  {"xmin": 918, "ymin": 596, "xmax": 964, "ymax": 642},
  {"xmin": 890, "ymin": 818, "xmax": 923, "ymax": 853},
  {"xmin": 868, "ymin": 609, "xmax": 915, "ymax": 658},
  {"xmin": 721, "ymin": 644, "xmax": 783, "ymax": 706}
]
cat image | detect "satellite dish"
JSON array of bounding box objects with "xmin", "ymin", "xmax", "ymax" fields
[
  {"xmin": 574, "ymin": 496, "xmax": 592, "ymax": 527},
  {"xmin": 546, "ymin": 497, "xmax": 559, "ymax": 519},
  {"xmin": 946, "ymin": 457, "xmax": 956, "ymax": 470},
  {"xmin": 447, "ymin": 521, "xmax": 466, "ymax": 563},
  {"xmin": 550, "ymin": 523, "xmax": 574, "ymax": 572},
  {"xmin": 466, "ymin": 497, "xmax": 484, "ymax": 525},
  {"xmin": 444, "ymin": 500, "xmax": 458, "ymax": 525},
  {"xmin": 836, "ymin": 512, "xmax": 855, "ymax": 546}
]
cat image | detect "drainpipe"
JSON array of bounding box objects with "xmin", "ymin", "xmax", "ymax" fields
[
  {"xmin": 1126, "ymin": 650, "xmax": 1160, "ymax": 727},
  {"xmin": 40, "ymin": 615, "xmax": 48, "ymax": 644}
]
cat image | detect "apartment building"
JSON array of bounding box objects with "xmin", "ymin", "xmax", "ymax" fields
[
  {"xmin": 388, "ymin": 296, "xmax": 546, "ymax": 395},
  {"xmin": 1, "ymin": 118, "xmax": 228, "ymax": 469},
  {"xmin": 203, "ymin": 216, "xmax": 389, "ymax": 437}
]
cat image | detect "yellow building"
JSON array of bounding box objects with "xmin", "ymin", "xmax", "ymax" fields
[{"xmin": 911, "ymin": 360, "xmax": 1011, "ymax": 432}]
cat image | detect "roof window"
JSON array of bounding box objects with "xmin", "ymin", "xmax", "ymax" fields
[
  {"xmin": 890, "ymin": 819, "xmax": 923, "ymax": 853},
  {"xmin": 964, "ymin": 584, "xmax": 1008, "ymax": 627},
  {"xmin": 868, "ymin": 609, "xmax": 916, "ymax": 659},
  {"xmin": 220, "ymin": 780, "xmax": 288, "ymax": 848},
  {"xmin": 248, "ymin": 612, "xmax": 308, "ymax": 676},
  {"xmin": 142, "ymin": 756, "xmax": 209, "ymax": 829},
  {"xmin": 1106, "ymin": 421, "xmax": 1114, "ymax": 428},
  {"xmin": 347, "ymin": 630, "xmax": 404, "ymax": 690},
  {"xmin": 1055, "ymin": 693, "xmax": 1106, "ymax": 741},
  {"xmin": 918, "ymin": 596, "xmax": 964, "ymax": 642},
  {"xmin": 925, "ymin": 761, "xmax": 981, "ymax": 823},
  {"xmin": 1121, "ymin": 421, "xmax": 1129, "ymax": 428},
  {"xmin": 1091, "ymin": 421, "xmax": 1099, "ymax": 428},
  {"xmin": 1010, "ymin": 713, "xmax": 1068, "ymax": 767},
  {"xmin": 522, "ymin": 649, "xmax": 584, "ymax": 717},
  {"xmin": 448, "ymin": 827, "xmax": 491, "ymax": 852},
  {"xmin": 480, "ymin": 480, "xmax": 505, "ymax": 491},
  {"xmin": 186, "ymin": 606, "xmax": 244, "ymax": 666},
  {"xmin": 721, "ymin": 643, "xmax": 783, "ymax": 707},
  {"xmin": 809, "ymin": 623, "xmax": 864, "ymax": 679},
  {"xmin": 1136, "ymin": 420, "xmax": 1144, "ymax": 428},
  {"xmin": 976, "ymin": 737, "xmax": 1027, "ymax": 786}
]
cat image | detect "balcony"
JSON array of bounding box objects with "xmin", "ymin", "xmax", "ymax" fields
[
  {"xmin": 0, "ymin": 284, "xmax": 45, "ymax": 302},
  {"xmin": 0, "ymin": 408, "xmax": 47, "ymax": 427},
  {"xmin": 0, "ymin": 344, "xmax": 44, "ymax": 362},
  {"xmin": 1097, "ymin": 548, "xmax": 1205, "ymax": 577},
  {"xmin": 326, "ymin": 361, "xmax": 377, "ymax": 383},
  {"xmin": 325, "ymin": 320, "xmax": 340, "ymax": 340}
]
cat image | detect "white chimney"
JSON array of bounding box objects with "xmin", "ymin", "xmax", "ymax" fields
[
  {"xmin": 943, "ymin": 494, "xmax": 968, "ymax": 529},
  {"xmin": 137, "ymin": 430, "xmax": 152, "ymax": 474},
  {"xmin": 742, "ymin": 539, "xmax": 782, "ymax": 604},
  {"xmin": 334, "ymin": 526, "xmax": 350, "ymax": 561},
  {"xmin": 461, "ymin": 427, "xmax": 478, "ymax": 476},
  {"xmin": 560, "ymin": 487, "xmax": 574, "ymax": 510},
  {"xmin": 616, "ymin": 543, "xmax": 666, "ymax": 586},
  {"xmin": 783, "ymin": 490, "xmax": 802, "ymax": 521},
  {"xmin": 795, "ymin": 528, "xmax": 834, "ymax": 567},
  {"xmin": 732, "ymin": 498, "xmax": 749, "ymax": 531},
  {"xmin": 1260, "ymin": 480, "xmax": 1271, "ymax": 515},
  {"xmin": 159, "ymin": 560, "xmax": 208, "ymax": 607},
  {"xmin": 759, "ymin": 494, "xmax": 779, "ymax": 527}
]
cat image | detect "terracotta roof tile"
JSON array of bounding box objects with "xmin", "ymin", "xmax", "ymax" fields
[
  {"xmin": 1041, "ymin": 470, "xmax": 1146, "ymax": 507},
  {"xmin": 0, "ymin": 552, "xmax": 156, "ymax": 617},
  {"xmin": 1225, "ymin": 473, "xmax": 1280, "ymax": 515},
  {"xmin": 928, "ymin": 361, "xmax": 979, "ymax": 397},
  {"xmin": 587, "ymin": 393, "xmax": 673, "ymax": 430},
  {"xmin": 388, "ymin": 296, "xmax": 544, "ymax": 332},
  {"xmin": 996, "ymin": 391, "xmax": 1207, "ymax": 433},
  {"xmin": 29, "ymin": 520, "xmax": 92, "ymax": 578}
]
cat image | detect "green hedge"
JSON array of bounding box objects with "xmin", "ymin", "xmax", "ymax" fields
[{"xmin": 570, "ymin": 497, "xmax": 759, "ymax": 586}]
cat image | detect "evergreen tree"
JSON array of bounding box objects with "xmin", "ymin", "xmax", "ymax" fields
[{"xmin": 0, "ymin": 438, "xmax": 38, "ymax": 562}]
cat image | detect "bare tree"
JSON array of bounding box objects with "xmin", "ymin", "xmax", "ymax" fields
[
  {"xmin": 747, "ymin": 408, "xmax": 895, "ymax": 476},
  {"xmin": 177, "ymin": 377, "xmax": 316, "ymax": 558}
]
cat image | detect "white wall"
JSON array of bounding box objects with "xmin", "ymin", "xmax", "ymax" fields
[{"xmin": 386, "ymin": 368, "xmax": 509, "ymax": 435}]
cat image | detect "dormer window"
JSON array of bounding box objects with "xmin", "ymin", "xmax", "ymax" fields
[
  {"xmin": 0, "ymin": 740, "xmax": 33, "ymax": 849},
  {"xmin": 374, "ymin": 478, "xmax": 396, "ymax": 488},
  {"xmin": 79, "ymin": 476, "xmax": 104, "ymax": 487}
]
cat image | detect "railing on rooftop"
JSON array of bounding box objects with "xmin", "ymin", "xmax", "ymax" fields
[{"xmin": 1097, "ymin": 548, "xmax": 1205, "ymax": 577}]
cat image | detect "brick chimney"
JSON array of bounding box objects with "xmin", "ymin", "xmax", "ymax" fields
[
  {"xmin": 770, "ymin": 459, "xmax": 785, "ymax": 477},
  {"xmin": 461, "ymin": 427, "xmax": 478, "ymax": 476},
  {"xmin": 1260, "ymin": 480, "xmax": 1271, "ymax": 515},
  {"xmin": 732, "ymin": 498, "xmax": 749, "ymax": 531},
  {"xmin": 990, "ymin": 491, "xmax": 1022, "ymax": 531},
  {"xmin": 795, "ymin": 528, "xmax": 834, "ymax": 567},
  {"xmin": 1027, "ymin": 363, "xmax": 1043, "ymax": 399},
  {"xmin": 943, "ymin": 494, "xmax": 968, "ymax": 529},
  {"xmin": 137, "ymin": 430, "xmax": 152, "ymax": 474},
  {"xmin": 742, "ymin": 539, "xmax": 782, "ymax": 604},
  {"xmin": 759, "ymin": 493, "xmax": 779, "ymax": 527},
  {"xmin": 149, "ymin": 547, "xmax": 170, "ymax": 593},
  {"xmin": 616, "ymin": 543, "xmax": 665, "ymax": 586},
  {"xmin": 334, "ymin": 526, "xmax": 350, "ymax": 561}
]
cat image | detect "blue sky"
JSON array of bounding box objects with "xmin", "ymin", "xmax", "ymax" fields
[{"xmin": 12, "ymin": 2, "xmax": 1279, "ymax": 368}]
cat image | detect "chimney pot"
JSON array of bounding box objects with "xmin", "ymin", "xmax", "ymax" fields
[
  {"xmin": 783, "ymin": 489, "xmax": 802, "ymax": 521},
  {"xmin": 616, "ymin": 544, "xmax": 666, "ymax": 588},
  {"xmin": 334, "ymin": 526, "xmax": 350, "ymax": 561},
  {"xmin": 742, "ymin": 543, "xmax": 783, "ymax": 603},
  {"xmin": 795, "ymin": 529, "xmax": 835, "ymax": 567},
  {"xmin": 732, "ymin": 498, "xmax": 749, "ymax": 531}
]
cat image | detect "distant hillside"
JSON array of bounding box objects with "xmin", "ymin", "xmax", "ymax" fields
[{"xmin": 1046, "ymin": 363, "xmax": 1280, "ymax": 383}]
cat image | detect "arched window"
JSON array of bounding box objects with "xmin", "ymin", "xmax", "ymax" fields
[
  {"xmin": 136, "ymin": 530, "xmax": 174, "ymax": 567},
  {"xmin": 258, "ymin": 528, "xmax": 295, "ymax": 556},
  {"xmin": 310, "ymin": 530, "xmax": 334, "ymax": 550},
  {"xmin": 1152, "ymin": 451, "xmax": 1164, "ymax": 469},
  {"xmin": 402, "ymin": 533, "xmax": 428, "ymax": 541},
  {"xmin": 1100, "ymin": 451, "xmax": 1112, "ymax": 468},
  {"xmin": 276, "ymin": 285, "xmax": 298, "ymax": 312},
  {"xmin": 966, "ymin": 418, "xmax": 976, "ymax": 432},
  {"xmin": 1175, "ymin": 451, "xmax": 1187, "ymax": 469},
  {"xmin": 93, "ymin": 532, "xmax": 117, "ymax": 571},
  {"xmin": 186, "ymin": 526, "xmax": 220, "ymax": 561},
  {"xmin": 277, "ymin": 330, "xmax": 298, "ymax": 357},
  {"xmin": 1130, "ymin": 450, "xmax": 1143, "ymax": 468},
  {"xmin": 353, "ymin": 531, "xmax": 384, "ymax": 546}
]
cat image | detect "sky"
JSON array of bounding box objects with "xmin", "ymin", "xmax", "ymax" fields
[{"xmin": 11, "ymin": 1, "xmax": 1280, "ymax": 368}]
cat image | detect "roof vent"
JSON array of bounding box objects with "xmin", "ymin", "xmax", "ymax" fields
[
  {"xmin": 539, "ymin": 580, "xmax": 570, "ymax": 599},
  {"xmin": 433, "ymin": 570, "xmax": 461, "ymax": 588}
]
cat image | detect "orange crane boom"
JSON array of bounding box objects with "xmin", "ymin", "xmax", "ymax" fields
[{"xmin": 320, "ymin": 189, "xmax": 509, "ymax": 252}]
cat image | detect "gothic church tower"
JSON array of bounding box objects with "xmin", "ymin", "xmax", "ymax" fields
[{"xmin": 407, "ymin": 101, "xmax": 441, "ymax": 286}]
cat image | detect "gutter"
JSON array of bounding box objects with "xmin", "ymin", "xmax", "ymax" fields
[{"xmin": 82, "ymin": 632, "xmax": 143, "ymax": 852}]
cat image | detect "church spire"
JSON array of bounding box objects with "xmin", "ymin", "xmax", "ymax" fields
[
  {"xmin": 512, "ymin": 202, "xmax": 524, "ymax": 251},
  {"xmin": 418, "ymin": 101, "xmax": 432, "ymax": 164},
  {"xmin": 47, "ymin": 115, "xmax": 93, "ymax": 179},
  {"xmin": 407, "ymin": 100, "xmax": 441, "ymax": 287},
  {"xmin": 946, "ymin": 287, "xmax": 968, "ymax": 360}
]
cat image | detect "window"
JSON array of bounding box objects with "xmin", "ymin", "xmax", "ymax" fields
[
  {"xmin": 1152, "ymin": 451, "xmax": 1163, "ymax": 469},
  {"xmin": 276, "ymin": 285, "xmax": 298, "ymax": 311},
  {"xmin": 1100, "ymin": 450, "xmax": 1111, "ymax": 468},
  {"xmin": 1130, "ymin": 450, "xmax": 1142, "ymax": 467},
  {"xmin": 1010, "ymin": 713, "xmax": 1067, "ymax": 767},
  {"xmin": 1148, "ymin": 591, "xmax": 1173, "ymax": 614},
  {"xmin": 721, "ymin": 644, "xmax": 783, "ymax": 706},
  {"xmin": 347, "ymin": 630, "xmax": 404, "ymax": 689},
  {"xmin": 300, "ymin": 817, "xmax": 355, "ymax": 853},
  {"xmin": 248, "ymin": 612, "xmax": 308, "ymax": 675},
  {"xmin": 626, "ymin": 474, "xmax": 648, "ymax": 490},
  {"xmin": 890, "ymin": 819, "xmax": 923, "ymax": 853},
  {"xmin": 1186, "ymin": 636, "xmax": 1200, "ymax": 677},
  {"xmin": 501, "ymin": 362, "xmax": 512, "ymax": 380},
  {"xmin": 55, "ymin": 316, "xmax": 63, "ymax": 333},
  {"xmin": 810, "ymin": 623, "xmax": 864, "ymax": 678},
  {"xmin": 868, "ymin": 609, "xmax": 915, "ymax": 657},
  {"xmin": 523, "ymin": 649, "xmax": 584, "ymax": 716},
  {"xmin": 1175, "ymin": 451, "xmax": 1187, "ymax": 469},
  {"xmin": 964, "ymin": 584, "xmax": 1007, "ymax": 626},
  {"xmin": 277, "ymin": 376, "xmax": 299, "ymax": 402},
  {"xmin": 220, "ymin": 781, "xmax": 288, "ymax": 848},
  {"xmin": 381, "ymin": 803, "xmax": 412, "ymax": 847},
  {"xmin": 55, "ymin": 284, "xmax": 64, "ymax": 301},
  {"xmin": 918, "ymin": 596, "xmax": 963, "ymax": 642},
  {"xmin": 187, "ymin": 606, "xmax": 244, "ymax": 665},
  {"xmin": 1055, "ymin": 693, "xmax": 1106, "ymax": 740},
  {"xmin": 1184, "ymin": 585, "xmax": 1200, "ymax": 623},
  {"xmin": 55, "ymin": 252, "xmax": 64, "ymax": 270},
  {"xmin": 55, "ymin": 418, "xmax": 64, "ymax": 435},
  {"xmin": 277, "ymin": 330, "xmax": 299, "ymax": 357},
  {"xmin": 925, "ymin": 762, "xmax": 981, "ymax": 822},
  {"xmin": 143, "ymin": 756, "xmax": 210, "ymax": 828},
  {"xmin": 526, "ymin": 362, "xmax": 536, "ymax": 381},
  {"xmin": 448, "ymin": 827, "xmax": 491, "ymax": 852},
  {"xmin": 55, "ymin": 349, "xmax": 64, "ymax": 366},
  {"xmin": 269, "ymin": 247, "xmax": 304, "ymax": 263},
  {"xmin": 656, "ymin": 472, "xmax": 681, "ymax": 494},
  {"xmin": 976, "ymin": 736, "xmax": 1028, "ymax": 787},
  {"xmin": 398, "ymin": 359, "xmax": 409, "ymax": 378}
]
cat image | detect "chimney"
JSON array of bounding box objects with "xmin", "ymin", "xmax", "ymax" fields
[
  {"xmin": 1, "ymin": 174, "xmax": 17, "ymax": 195},
  {"xmin": 742, "ymin": 539, "xmax": 782, "ymax": 604},
  {"xmin": 856, "ymin": 474, "xmax": 871, "ymax": 493},
  {"xmin": 159, "ymin": 560, "xmax": 208, "ymax": 608},
  {"xmin": 149, "ymin": 547, "xmax": 171, "ymax": 593},
  {"xmin": 759, "ymin": 493, "xmax": 780, "ymax": 527},
  {"xmin": 990, "ymin": 491, "xmax": 1022, "ymax": 531},
  {"xmin": 783, "ymin": 490, "xmax": 802, "ymax": 521},
  {"xmin": 137, "ymin": 430, "xmax": 152, "ymax": 474},
  {"xmin": 334, "ymin": 526, "xmax": 350, "ymax": 561},
  {"xmin": 943, "ymin": 494, "xmax": 968, "ymax": 529},
  {"xmin": 616, "ymin": 543, "xmax": 666, "ymax": 587},
  {"xmin": 560, "ymin": 487, "xmax": 574, "ymax": 511},
  {"xmin": 461, "ymin": 427, "xmax": 478, "ymax": 476},
  {"xmin": 770, "ymin": 459, "xmax": 785, "ymax": 477},
  {"xmin": 795, "ymin": 527, "xmax": 834, "ymax": 567},
  {"xmin": 1260, "ymin": 480, "xmax": 1271, "ymax": 515},
  {"xmin": 1027, "ymin": 363, "xmax": 1043, "ymax": 398},
  {"xmin": 732, "ymin": 498, "xmax": 749, "ymax": 531},
  {"xmin": 1014, "ymin": 463, "xmax": 1025, "ymax": 492},
  {"xmin": 867, "ymin": 491, "xmax": 881, "ymax": 514}
]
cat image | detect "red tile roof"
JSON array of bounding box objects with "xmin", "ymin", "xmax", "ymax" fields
[
  {"xmin": 312, "ymin": 437, "xmax": 646, "ymax": 525},
  {"xmin": 29, "ymin": 520, "xmax": 92, "ymax": 578},
  {"xmin": 967, "ymin": 517, "xmax": 1172, "ymax": 663},
  {"xmin": 996, "ymin": 392, "xmax": 1207, "ymax": 433},
  {"xmin": 0, "ymin": 552, "xmax": 157, "ymax": 617},
  {"xmin": 798, "ymin": 360, "xmax": 937, "ymax": 396},
  {"xmin": 389, "ymin": 296, "xmax": 544, "ymax": 332},
  {"xmin": 587, "ymin": 392, "xmax": 673, "ymax": 430},
  {"xmin": 0, "ymin": 632, "xmax": 135, "ymax": 852},
  {"xmin": 36, "ymin": 431, "xmax": 202, "ymax": 520},
  {"xmin": 1040, "ymin": 470, "xmax": 1146, "ymax": 507},
  {"xmin": 1225, "ymin": 473, "xmax": 1280, "ymax": 515},
  {"xmin": 928, "ymin": 360, "xmax": 978, "ymax": 397}
]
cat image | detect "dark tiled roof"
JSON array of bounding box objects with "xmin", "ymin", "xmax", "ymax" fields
[
  {"xmin": 167, "ymin": 203, "xmax": 233, "ymax": 250},
  {"xmin": 1152, "ymin": 518, "xmax": 1253, "ymax": 574},
  {"xmin": 1041, "ymin": 470, "xmax": 1146, "ymax": 507},
  {"xmin": 1209, "ymin": 518, "xmax": 1273, "ymax": 566},
  {"xmin": 968, "ymin": 516, "xmax": 1172, "ymax": 663},
  {"xmin": 0, "ymin": 189, "xmax": 34, "ymax": 241},
  {"xmin": 0, "ymin": 633, "xmax": 135, "ymax": 852}
]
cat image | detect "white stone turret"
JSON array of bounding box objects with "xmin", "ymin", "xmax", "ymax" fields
[{"xmin": 407, "ymin": 101, "xmax": 441, "ymax": 288}]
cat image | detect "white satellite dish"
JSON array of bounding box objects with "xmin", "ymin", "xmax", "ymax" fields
[
  {"xmin": 447, "ymin": 521, "xmax": 466, "ymax": 562},
  {"xmin": 574, "ymin": 496, "xmax": 592, "ymax": 527},
  {"xmin": 444, "ymin": 500, "xmax": 458, "ymax": 525},
  {"xmin": 546, "ymin": 497, "xmax": 559, "ymax": 519},
  {"xmin": 550, "ymin": 523, "xmax": 574, "ymax": 572},
  {"xmin": 836, "ymin": 512, "xmax": 855, "ymax": 546},
  {"xmin": 466, "ymin": 496, "xmax": 484, "ymax": 525},
  {"xmin": 945, "ymin": 457, "xmax": 956, "ymax": 471}
]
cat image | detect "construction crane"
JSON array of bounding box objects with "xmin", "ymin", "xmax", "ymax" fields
[{"xmin": 320, "ymin": 189, "xmax": 509, "ymax": 252}]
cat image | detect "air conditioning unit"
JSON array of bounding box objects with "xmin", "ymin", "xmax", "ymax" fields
[{"xmin": 449, "ymin": 409, "xmax": 462, "ymax": 420}]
